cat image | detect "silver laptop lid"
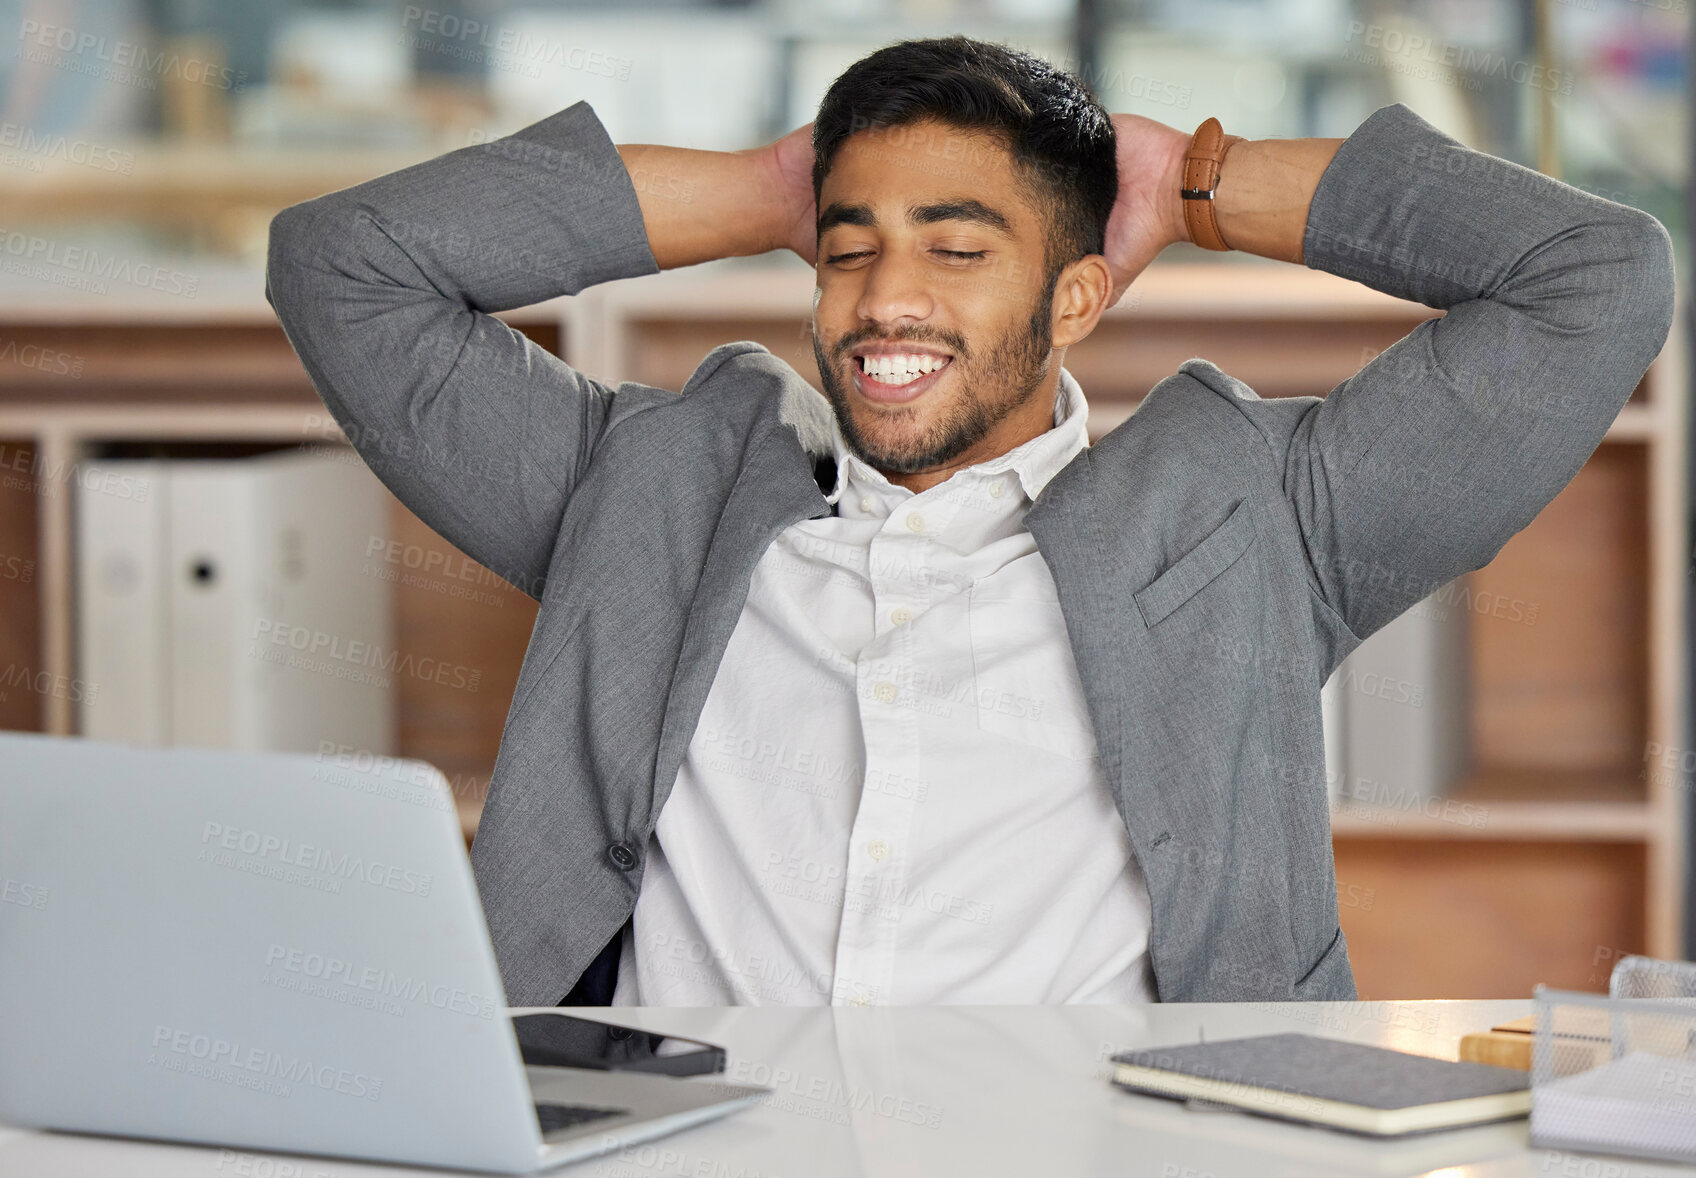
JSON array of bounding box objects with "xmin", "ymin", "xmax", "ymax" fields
[{"xmin": 0, "ymin": 732, "xmax": 545, "ymax": 1173}]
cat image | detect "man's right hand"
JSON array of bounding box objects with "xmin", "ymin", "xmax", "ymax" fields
[
  {"xmin": 615, "ymin": 125, "xmax": 818, "ymax": 271},
  {"xmin": 762, "ymin": 122, "xmax": 818, "ymax": 265}
]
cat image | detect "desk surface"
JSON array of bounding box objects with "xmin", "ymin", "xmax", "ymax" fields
[{"xmin": 4, "ymin": 1000, "xmax": 1693, "ymax": 1178}]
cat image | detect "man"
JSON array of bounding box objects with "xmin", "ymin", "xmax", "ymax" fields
[{"xmin": 266, "ymin": 37, "xmax": 1673, "ymax": 1007}]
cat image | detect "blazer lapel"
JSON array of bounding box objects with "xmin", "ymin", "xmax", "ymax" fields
[
  {"xmin": 649, "ymin": 419, "xmax": 832, "ymax": 822},
  {"xmin": 1025, "ymin": 448, "xmax": 1145, "ymax": 831},
  {"xmin": 1010, "ymin": 450, "xmax": 1173, "ymax": 874}
]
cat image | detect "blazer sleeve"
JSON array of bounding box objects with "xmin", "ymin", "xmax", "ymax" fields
[
  {"xmin": 264, "ymin": 100, "xmax": 664, "ymax": 600},
  {"xmin": 1278, "ymin": 102, "xmax": 1675, "ymax": 646}
]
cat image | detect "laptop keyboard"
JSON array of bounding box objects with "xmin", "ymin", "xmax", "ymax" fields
[{"xmin": 535, "ymin": 1101, "xmax": 631, "ymax": 1138}]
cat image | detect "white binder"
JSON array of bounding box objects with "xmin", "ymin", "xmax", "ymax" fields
[
  {"xmin": 1332, "ymin": 586, "xmax": 1471, "ymax": 810},
  {"xmin": 75, "ymin": 460, "xmax": 170, "ymax": 743},
  {"xmin": 76, "ymin": 448, "xmax": 393, "ymax": 755},
  {"xmin": 1321, "ymin": 665, "xmax": 1346, "ymax": 807}
]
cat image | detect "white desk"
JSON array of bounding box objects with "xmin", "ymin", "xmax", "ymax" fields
[{"xmin": 3, "ymin": 1000, "xmax": 1693, "ymax": 1178}]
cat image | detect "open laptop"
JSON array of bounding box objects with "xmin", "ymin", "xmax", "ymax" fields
[{"xmin": 0, "ymin": 731, "xmax": 769, "ymax": 1172}]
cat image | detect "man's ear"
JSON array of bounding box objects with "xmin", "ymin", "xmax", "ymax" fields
[{"xmin": 1050, "ymin": 254, "xmax": 1113, "ymax": 349}]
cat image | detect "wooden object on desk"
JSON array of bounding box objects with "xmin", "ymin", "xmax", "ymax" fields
[
  {"xmin": 1457, "ymin": 1009, "xmax": 1619, "ymax": 1073},
  {"xmin": 1459, "ymin": 1017, "xmax": 1536, "ymax": 1071}
]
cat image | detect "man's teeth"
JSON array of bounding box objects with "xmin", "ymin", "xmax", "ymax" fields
[{"xmin": 860, "ymin": 353, "xmax": 949, "ymax": 385}]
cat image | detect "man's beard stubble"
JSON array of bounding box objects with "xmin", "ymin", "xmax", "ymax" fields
[{"xmin": 812, "ymin": 277, "xmax": 1056, "ymax": 476}]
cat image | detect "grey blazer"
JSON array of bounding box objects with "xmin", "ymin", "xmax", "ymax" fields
[{"xmin": 265, "ymin": 100, "xmax": 1674, "ymax": 1006}]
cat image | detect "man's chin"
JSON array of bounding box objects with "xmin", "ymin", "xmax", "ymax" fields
[{"xmin": 842, "ymin": 416, "xmax": 936, "ymax": 472}]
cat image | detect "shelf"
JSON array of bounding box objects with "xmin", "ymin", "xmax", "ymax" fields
[
  {"xmin": 0, "ymin": 260, "xmax": 1681, "ymax": 993},
  {"xmin": 1330, "ymin": 769, "xmax": 1655, "ymax": 841},
  {"xmin": 0, "ymin": 404, "xmax": 333, "ymax": 440}
]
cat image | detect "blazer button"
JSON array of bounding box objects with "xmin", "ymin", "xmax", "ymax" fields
[{"xmin": 607, "ymin": 842, "xmax": 638, "ymax": 871}]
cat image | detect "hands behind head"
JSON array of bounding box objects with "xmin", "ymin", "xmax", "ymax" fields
[{"xmin": 760, "ymin": 112, "xmax": 1189, "ymax": 306}]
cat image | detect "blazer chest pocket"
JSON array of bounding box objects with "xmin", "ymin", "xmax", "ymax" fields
[{"xmin": 1133, "ymin": 499, "xmax": 1257, "ymax": 629}]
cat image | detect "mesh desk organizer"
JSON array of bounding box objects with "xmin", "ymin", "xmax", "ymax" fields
[{"xmin": 1529, "ymin": 956, "xmax": 1696, "ymax": 1164}]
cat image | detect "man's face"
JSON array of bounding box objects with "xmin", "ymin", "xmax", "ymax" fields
[{"xmin": 811, "ymin": 118, "xmax": 1061, "ymax": 478}]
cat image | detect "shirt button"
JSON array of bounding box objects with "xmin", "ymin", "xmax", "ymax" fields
[
  {"xmin": 606, "ymin": 842, "xmax": 638, "ymax": 871},
  {"xmin": 988, "ymin": 480, "xmax": 1006, "ymax": 499},
  {"xmin": 867, "ymin": 838, "xmax": 889, "ymax": 861},
  {"xmin": 904, "ymin": 513, "xmax": 925, "ymax": 533},
  {"xmin": 873, "ymin": 681, "xmax": 897, "ymax": 704},
  {"xmin": 890, "ymin": 607, "xmax": 912, "ymax": 626},
  {"xmin": 859, "ymin": 495, "xmax": 875, "ymax": 513}
]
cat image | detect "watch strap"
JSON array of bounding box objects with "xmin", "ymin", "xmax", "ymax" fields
[{"xmin": 1181, "ymin": 118, "xmax": 1245, "ymax": 252}]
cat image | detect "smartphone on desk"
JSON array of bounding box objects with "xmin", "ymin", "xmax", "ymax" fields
[{"xmin": 510, "ymin": 1012, "xmax": 727, "ymax": 1077}]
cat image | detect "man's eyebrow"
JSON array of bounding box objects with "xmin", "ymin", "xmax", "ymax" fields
[
  {"xmin": 816, "ymin": 198, "xmax": 1015, "ymax": 238},
  {"xmin": 816, "ymin": 202, "xmax": 874, "ymax": 235},
  {"xmin": 910, "ymin": 198, "xmax": 1013, "ymax": 235}
]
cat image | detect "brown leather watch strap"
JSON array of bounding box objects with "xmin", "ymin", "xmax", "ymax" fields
[{"xmin": 1181, "ymin": 118, "xmax": 1244, "ymax": 252}]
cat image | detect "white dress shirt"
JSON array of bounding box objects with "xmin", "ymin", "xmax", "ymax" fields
[{"xmin": 610, "ymin": 367, "xmax": 1155, "ymax": 1006}]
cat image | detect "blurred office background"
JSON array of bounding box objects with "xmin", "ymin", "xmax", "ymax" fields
[{"xmin": 0, "ymin": 0, "xmax": 1687, "ymax": 1001}]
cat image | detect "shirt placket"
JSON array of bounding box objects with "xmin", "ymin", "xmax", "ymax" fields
[{"xmin": 832, "ymin": 482, "xmax": 962, "ymax": 1006}]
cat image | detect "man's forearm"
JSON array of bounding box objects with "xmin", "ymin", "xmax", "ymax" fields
[
  {"xmin": 614, "ymin": 143, "xmax": 790, "ymax": 269},
  {"xmin": 1211, "ymin": 138, "xmax": 1346, "ymax": 263},
  {"xmin": 1150, "ymin": 131, "xmax": 1345, "ymax": 264}
]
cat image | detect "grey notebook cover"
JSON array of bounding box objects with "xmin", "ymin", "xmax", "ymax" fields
[{"xmin": 1112, "ymin": 1033, "xmax": 1528, "ymax": 1110}]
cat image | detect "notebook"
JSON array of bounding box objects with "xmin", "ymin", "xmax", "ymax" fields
[{"xmin": 1110, "ymin": 1033, "xmax": 1531, "ymax": 1137}]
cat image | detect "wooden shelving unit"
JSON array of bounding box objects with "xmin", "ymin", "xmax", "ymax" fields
[{"xmin": 0, "ymin": 255, "xmax": 1683, "ymax": 998}]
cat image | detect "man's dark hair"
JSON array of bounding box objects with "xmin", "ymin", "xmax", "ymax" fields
[{"xmin": 811, "ymin": 36, "xmax": 1118, "ymax": 285}]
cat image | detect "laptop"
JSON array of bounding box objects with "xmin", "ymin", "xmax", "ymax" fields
[{"xmin": 0, "ymin": 731, "xmax": 769, "ymax": 1172}]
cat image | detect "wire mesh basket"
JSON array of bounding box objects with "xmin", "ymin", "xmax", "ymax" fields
[
  {"xmin": 1610, "ymin": 955, "xmax": 1696, "ymax": 1001},
  {"xmin": 1529, "ymin": 972, "xmax": 1696, "ymax": 1164}
]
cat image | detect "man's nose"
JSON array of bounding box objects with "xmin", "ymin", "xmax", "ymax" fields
[{"xmin": 854, "ymin": 243, "xmax": 936, "ymax": 327}]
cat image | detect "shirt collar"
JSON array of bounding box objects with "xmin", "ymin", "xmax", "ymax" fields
[{"xmin": 823, "ymin": 367, "xmax": 1090, "ymax": 506}]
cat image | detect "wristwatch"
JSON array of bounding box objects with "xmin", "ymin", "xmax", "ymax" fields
[{"xmin": 1181, "ymin": 118, "xmax": 1244, "ymax": 252}]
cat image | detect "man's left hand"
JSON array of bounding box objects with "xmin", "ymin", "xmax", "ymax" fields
[{"xmin": 1101, "ymin": 113, "xmax": 1191, "ymax": 308}]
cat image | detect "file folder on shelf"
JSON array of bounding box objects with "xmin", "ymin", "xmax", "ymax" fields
[
  {"xmin": 76, "ymin": 448, "xmax": 393, "ymax": 755},
  {"xmin": 1329, "ymin": 585, "xmax": 1470, "ymax": 811}
]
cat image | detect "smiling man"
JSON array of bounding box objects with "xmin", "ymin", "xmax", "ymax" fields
[
  {"xmin": 267, "ymin": 37, "xmax": 1673, "ymax": 1008},
  {"xmin": 809, "ymin": 133, "xmax": 1068, "ymax": 486}
]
